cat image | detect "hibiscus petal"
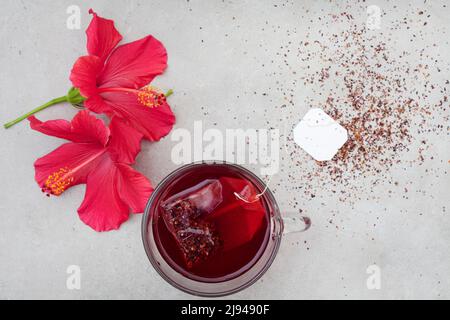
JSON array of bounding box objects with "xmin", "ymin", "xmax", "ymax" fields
[
  {"xmin": 70, "ymin": 55, "xmax": 103, "ymax": 98},
  {"xmin": 78, "ymin": 159, "xmax": 129, "ymax": 232},
  {"xmin": 100, "ymin": 90, "xmax": 176, "ymax": 141},
  {"xmin": 28, "ymin": 117, "xmax": 72, "ymax": 139},
  {"xmin": 98, "ymin": 35, "xmax": 167, "ymax": 89},
  {"xmin": 34, "ymin": 142, "xmax": 105, "ymax": 196},
  {"xmin": 116, "ymin": 163, "xmax": 153, "ymax": 213},
  {"xmin": 86, "ymin": 9, "xmax": 123, "ymax": 63},
  {"xmin": 70, "ymin": 110, "xmax": 110, "ymax": 146},
  {"xmin": 29, "ymin": 110, "xmax": 109, "ymax": 146},
  {"xmin": 84, "ymin": 94, "xmax": 115, "ymax": 115},
  {"xmin": 107, "ymin": 116, "xmax": 143, "ymax": 164}
]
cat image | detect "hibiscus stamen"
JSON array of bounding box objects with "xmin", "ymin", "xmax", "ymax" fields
[
  {"xmin": 42, "ymin": 167, "xmax": 74, "ymax": 196},
  {"xmin": 137, "ymin": 86, "xmax": 167, "ymax": 108},
  {"xmin": 98, "ymin": 86, "xmax": 172, "ymax": 109},
  {"xmin": 41, "ymin": 149, "xmax": 106, "ymax": 196}
]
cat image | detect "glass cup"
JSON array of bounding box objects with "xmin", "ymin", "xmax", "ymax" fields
[{"xmin": 142, "ymin": 161, "xmax": 310, "ymax": 297}]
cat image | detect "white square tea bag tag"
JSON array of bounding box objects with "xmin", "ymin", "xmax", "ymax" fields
[{"xmin": 293, "ymin": 108, "xmax": 348, "ymax": 161}]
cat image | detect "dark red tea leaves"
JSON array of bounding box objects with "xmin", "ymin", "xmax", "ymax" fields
[
  {"xmin": 276, "ymin": 10, "xmax": 448, "ymax": 206},
  {"xmin": 161, "ymin": 180, "xmax": 223, "ymax": 268},
  {"xmin": 161, "ymin": 201, "xmax": 221, "ymax": 268},
  {"xmin": 160, "ymin": 177, "xmax": 266, "ymax": 268}
]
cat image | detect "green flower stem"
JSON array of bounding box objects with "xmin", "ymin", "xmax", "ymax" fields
[
  {"xmin": 3, "ymin": 96, "xmax": 68, "ymax": 129},
  {"xmin": 4, "ymin": 88, "xmax": 172, "ymax": 129},
  {"xmin": 165, "ymin": 89, "xmax": 174, "ymax": 98}
]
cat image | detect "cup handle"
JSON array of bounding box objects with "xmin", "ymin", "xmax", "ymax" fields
[{"xmin": 282, "ymin": 214, "xmax": 311, "ymax": 235}]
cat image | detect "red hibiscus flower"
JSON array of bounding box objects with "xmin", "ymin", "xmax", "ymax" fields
[
  {"xmin": 29, "ymin": 110, "xmax": 153, "ymax": 232},
  {"xmin": 70, "ymin": 9, "xmax": 175, "ymax": 141},
  {"xmin": 4, "ymin": 9, "xmax": 175, "ymax": 141}
]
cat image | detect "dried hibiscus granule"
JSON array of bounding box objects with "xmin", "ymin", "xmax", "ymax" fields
[{"xmin": 161, "ymin": 198, "xmax": 222, "ymax": 268}]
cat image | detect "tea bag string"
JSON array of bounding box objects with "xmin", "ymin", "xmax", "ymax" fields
[
  {"xmin": 234, "ymin": 122, "xmax": 292, "ymax": 204},
  {"xmin": 234, "ymin": 174, "xmax": 274, "ymax": 204}
]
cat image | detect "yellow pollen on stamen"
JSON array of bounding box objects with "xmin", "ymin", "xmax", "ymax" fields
[
  {"xmin": 43, "ymin": 167, "xmax": 74, "ymax": 196},
  {"xmin": 137, "ymin": 86, "xmax": 166, "ymax": 108}
]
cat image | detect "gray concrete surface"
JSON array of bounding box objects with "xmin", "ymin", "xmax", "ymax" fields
[{"xmin": 0, "ymin": 0, "xmax": 449, "ymax": 299}]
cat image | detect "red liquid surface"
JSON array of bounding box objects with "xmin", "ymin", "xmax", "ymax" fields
[{"xmin": 153, "ymin": 165, "xmax": 270, "ymax": 282}]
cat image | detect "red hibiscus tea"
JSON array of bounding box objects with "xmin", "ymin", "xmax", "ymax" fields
[{"xmin": 152, "ymin": 164, "xmax": 270, "ymax": 282}]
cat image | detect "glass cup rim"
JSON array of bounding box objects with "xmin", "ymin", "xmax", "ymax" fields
[{"xmin": 141, "ymin": 160, "xmax": 283, "ymax": 297}]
